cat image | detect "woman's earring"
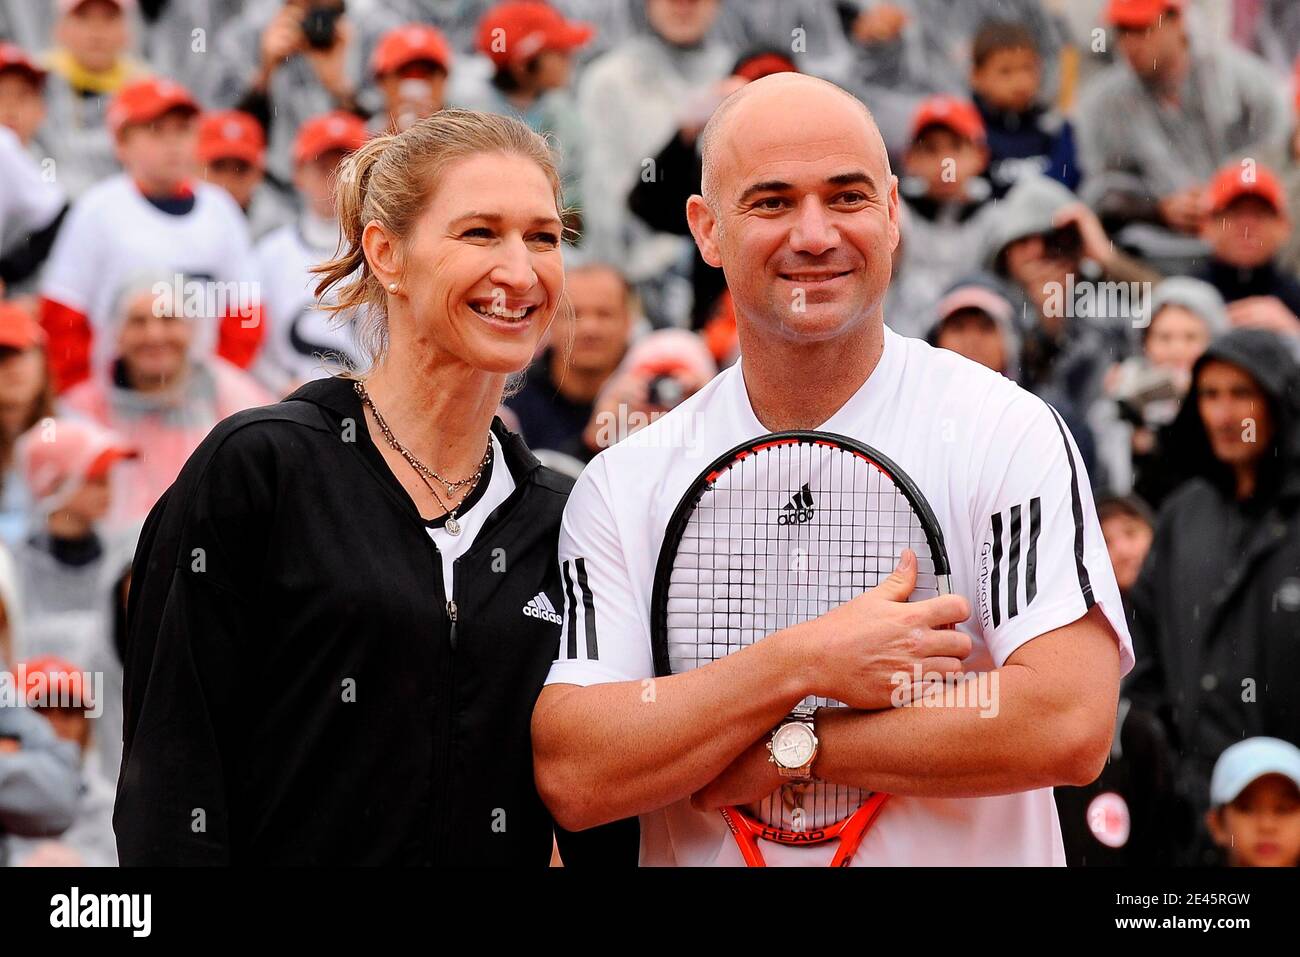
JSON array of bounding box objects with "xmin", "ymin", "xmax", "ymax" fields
[{"xmin": 387, "ymin": 282, "xmax": 399, "ymax": 293}]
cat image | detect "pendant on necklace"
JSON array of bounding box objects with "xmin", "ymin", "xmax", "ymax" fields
[{"xmin": 445, "ymin": 516, "xmax": 462, "ymax": 536}]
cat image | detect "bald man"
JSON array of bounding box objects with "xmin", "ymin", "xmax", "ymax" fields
[{"xmin": 532, "ymin": 75, "xmax": 1132, "ymax": 866}]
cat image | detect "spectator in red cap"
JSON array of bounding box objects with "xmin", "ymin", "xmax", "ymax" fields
[
  {"xmin": 0, "ymin": 304, "xmax": 53, "ymax": 547},
  {"xmin": 61, "ymin": 267, "xmax": 272, "ymax": 529},
  {"xmin": 1076, "ymin": 0, "xmax": 1291, "ymax": 270},
  {"xmin": 4, "ymin": 654, "xmax": 117, "ymax": 866},
  {"xmin": 370, "ymin": 22, "xmax": 451, "ymax": 134},
  {"xmin": 39, "ymin": 75, "xmax": 264, "ymax": 394},
  {"xmin": 888, "ymin": 95, "xmax": 996, "ymax": 338},
  {"xmin": 456, "ymin": 2, "xmax": 593, "ymax": 228},
  {"xmin": 41, "ymin": 0, "xmax": 146, "ymax": 200},
  {"xmin": 0, "ymin": 47, "xmax": 68, "ymax": 297},
  {"xmin": 253, "ymin": 111, "xmax": 368, "ymax": 394},
  {"xmin": 1197, "ymin": 161, "xmax": 1300, "ymax": 336},
  {"xmin": 197, "ymin": 109, "xmax": 293, "ymax": 241}
]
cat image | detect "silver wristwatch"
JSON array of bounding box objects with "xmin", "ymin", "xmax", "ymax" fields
[{"xmin": 767, "ymin": 705, "xmax": 819, "ymax": 781}]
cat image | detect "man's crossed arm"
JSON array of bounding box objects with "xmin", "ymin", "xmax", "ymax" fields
[{"xmin": 532, "ymin": 551, "xmax": 1121, "ymax": 831}]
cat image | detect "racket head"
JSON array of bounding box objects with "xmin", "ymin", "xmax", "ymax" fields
[{"xmin": 651, "ymin": 430, "xmax": 952, "ymax": 835}]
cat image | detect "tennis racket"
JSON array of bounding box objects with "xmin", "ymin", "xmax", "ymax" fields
[{"xmin": 650, "ymin": 430, "xmax": 952, "ymax": 867}]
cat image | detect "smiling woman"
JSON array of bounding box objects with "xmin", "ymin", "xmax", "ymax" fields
[{"xmin": 114, "ymin": 110, "xmax": 629, "ymax": 865}]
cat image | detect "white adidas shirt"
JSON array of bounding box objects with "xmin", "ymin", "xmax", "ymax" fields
[
  {"xmin": 253, "ymin": 219, "xmax": 362, "ymax": 393},
  {"xmin": 40, "ymin": 173, "xmax": 257, "ymax": 374},
  {"xmin": 424, "ymin": 430, "xmax": 516, "ymax": 603},
  {"xmin": 544, "ymin": 326, "xmax": 1134, "ymax": 867}
]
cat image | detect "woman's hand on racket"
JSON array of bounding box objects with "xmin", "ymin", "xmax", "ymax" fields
[{"xmin": 791, "ymin": 548, "xmax": 972, "ymax": 711}]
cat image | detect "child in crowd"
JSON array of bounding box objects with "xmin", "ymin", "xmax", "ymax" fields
[
  {"xmin": 889, "ymin": 95, "xmax": 996, "ymax": 338},
  {"xmin": 1206, "ymin": 737, "xmax": 1300, "ymax": 867},
  {"xmin": 969, "ymin": 19, "xmax": 1079, "ymax": 198},
  {"xmin": 1095, "ymin": 494, "xmax": 1155, "ymax": 600}
]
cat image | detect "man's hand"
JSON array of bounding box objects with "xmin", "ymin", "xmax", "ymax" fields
[
  {"xmin": 257, "ymin": 3, "xmax": 303, "ymax": 87},
  {"xmin": 852, "ymin": 4, "xmax": 909, "ymax": 44},
  {"xmin": 1159, "ymin": 187, "xmax": 1204, "ymax": 234},
  {"xmin": 691, "ymin": 736, "xmax": 782, "ymax": 812},
  {"xmin": 1055, "ymin": 202, "xmax": 1113, "ymax": 266},
  {"xmin": 1228, "ymin": 295, "xmax": 1300, "ymax": 335},
  {"xmin": 792, "ymin": 549, "xmax": 971, "ymax": 710}
]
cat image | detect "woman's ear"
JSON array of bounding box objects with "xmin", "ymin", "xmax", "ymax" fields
[{"xmin": 362, "ymin": 220, "xmax": 400, "ymax": 289}]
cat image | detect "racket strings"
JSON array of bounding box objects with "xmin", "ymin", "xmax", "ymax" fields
[{"xmin": 664, "ymin": 441, "xmax": 940, "ymax": 831}]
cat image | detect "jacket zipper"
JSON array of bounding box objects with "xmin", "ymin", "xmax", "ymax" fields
[{"xmin": 446, "ymin": 598, "xmax": 458, "ymax": 648}]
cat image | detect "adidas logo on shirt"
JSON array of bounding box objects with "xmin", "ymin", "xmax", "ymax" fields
[
  {"xmin": 777, "ymin": 484, "xmax": 815, "ymax": 525},
  {"xmin": 523, "ymin": 591, "xmax": 562, "ymax": 624}
]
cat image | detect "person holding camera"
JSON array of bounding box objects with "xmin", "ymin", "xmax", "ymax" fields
[
  {"xmin": 1090, "ymin": 277, "xmax": 1228, "ymax": 504},
  {"xmin": 575, "ymin": 327, "xmax": 716, "ymax": 461},
  {"xmin": 983, "ymin": 176, "xmax": 1159, "ymax": 439},
  {"xmin": 211, "ymin": 0, "xmax": 399, "ymax": 191}
]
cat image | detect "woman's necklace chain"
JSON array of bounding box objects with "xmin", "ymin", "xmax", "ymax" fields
[{"xmin": 354, "ymin": 379, "xmax": 491, "ymax": 535}]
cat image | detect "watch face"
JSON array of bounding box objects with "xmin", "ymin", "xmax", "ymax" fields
[{"xmin": 771, "ymin": 724, "xmax": 816, "ymax": 768}]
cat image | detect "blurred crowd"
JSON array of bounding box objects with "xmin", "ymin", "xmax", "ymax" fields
[{"xmin": 0, "ymin": 0, "xmax": 1299, "ymax": 868}]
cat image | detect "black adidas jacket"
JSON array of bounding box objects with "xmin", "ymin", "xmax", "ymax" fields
[{"xmin": 115, "ymin": 376, "xmax": 618, "ymax": 865}]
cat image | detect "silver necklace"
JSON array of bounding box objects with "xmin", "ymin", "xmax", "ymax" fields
[{"xmin": 354, "ymin": 380, "xmax": 491, "ymax": 535}]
